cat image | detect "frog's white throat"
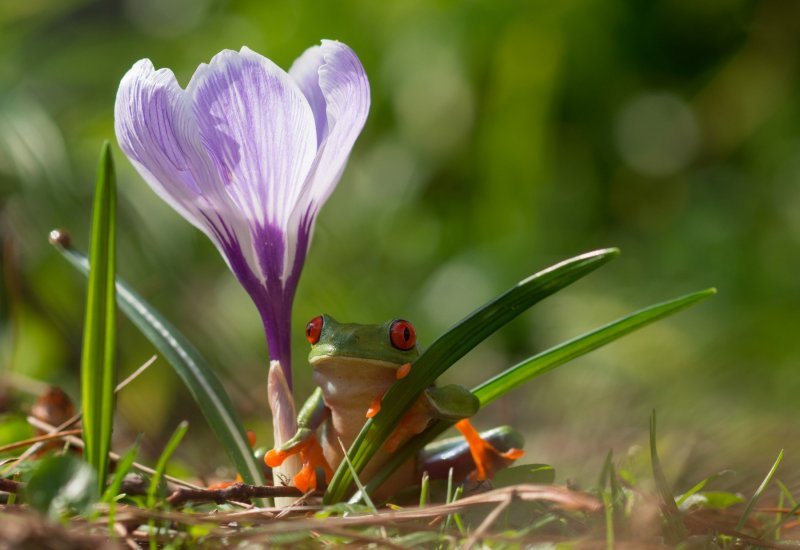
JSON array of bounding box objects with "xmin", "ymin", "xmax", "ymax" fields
[
  {"xmin": 309, "ymin": 354, "xmax": 401, "ymax": 371},
  {"xmin": 311, "ymin": 354, "xmax": 400, "ymax": 453},
  {"xmin": 310, "ymin": 355, "xmax": 401, "ymax": 411}
]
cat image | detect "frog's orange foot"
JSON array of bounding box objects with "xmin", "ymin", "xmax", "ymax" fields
[
  {"xmin": 206, "ymin": 479, "xmax": 239, "ymax": 491},
  {"xmin": 207, "ymin": 471, "xmax": 247, "ymax": 491},
  {"xmin": 366, "ymin": 390, "xmax": 386, "ymax": 419},
  {"xmin": 396, "ymin": 362, "xmax": 412, "ymax": 380},
  {"xmin": 455, "ymin": 419, "xmax": 524, "ymax": 481},
  {"xmin": 265, "ymin": 435, "xmax": 333, "ymax": 493}
]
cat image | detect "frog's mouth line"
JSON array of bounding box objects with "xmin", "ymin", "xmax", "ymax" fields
[{"xmin": 309, "ymin": 354, "xmax": 401, "ymax": 370}]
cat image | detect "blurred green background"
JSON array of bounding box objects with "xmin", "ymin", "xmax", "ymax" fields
[{"xmin": 1, "ymin": 0, "xmax": 798, "ymax": 489}]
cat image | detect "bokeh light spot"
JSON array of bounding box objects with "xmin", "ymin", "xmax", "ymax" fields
[{"xmin": 614, "ymin": 92, "xmax": 701, "ymax": 178}]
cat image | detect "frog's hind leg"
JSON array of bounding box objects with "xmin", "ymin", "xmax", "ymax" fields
[{"xmin": 419, "ymin": 424, "xmax": 524, "ymax": 482}]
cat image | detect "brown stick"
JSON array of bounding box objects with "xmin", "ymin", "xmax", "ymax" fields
[
  {"xmin": 167, "ymin": 482, "xmax": 321, "ymax": 506},
  {"xmin": 0, "ymin": 477, "xmax": 22, "ymax": 494},
  {"xmin": 463, "ymin": 491, "xmax": 513, "ymax": 549}
]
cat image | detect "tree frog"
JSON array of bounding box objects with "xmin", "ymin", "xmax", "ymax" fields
[{"xmin": 266, "ymin": 315, "xmax": 524, "ymax": 496}]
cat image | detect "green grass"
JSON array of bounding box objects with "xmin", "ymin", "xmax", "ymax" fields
[
  {"xmin": 2, "ymin": 405, "xmax": 798, "ymax": 548},
  {"xmin": 79, "ymin": 141, "xmax": 117, "ymax": 493}
]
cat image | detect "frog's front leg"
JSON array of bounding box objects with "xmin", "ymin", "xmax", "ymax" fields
[
  {"xmin": 382, "ymin": 384, "xmax": 480, "ymax": 453},
  {"xmin": 265, "ymin": 387, "xmax": 334, "ymax": 491}
]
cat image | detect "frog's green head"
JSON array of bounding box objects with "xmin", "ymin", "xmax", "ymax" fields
[{"xmin": 305, "ymin": 314, "xmax": 421, "ymax": 369}]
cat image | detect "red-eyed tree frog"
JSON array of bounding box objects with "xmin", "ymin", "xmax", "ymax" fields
[{"xmin": 266, "ymin": 315, "xmax": 524, "ymax": 497}]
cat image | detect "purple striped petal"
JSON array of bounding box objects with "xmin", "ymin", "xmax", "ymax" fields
[
  {"xmin": 114, "ymin": 43, "xmax": 369, "ymax": 385},
  {"xmin": 188, "ymin": 48, "xmax": 318, "ymax": 236},
  {"xmin": 115, "ymin": 58, "xmax": 261, "ymax": 285},
  {"xmin": 291, "ymin": 40, "xmax": 370, "ymax": 218},
  {"xmin": 289, "ymin": 45, "xmax": 328, "ymax": 146},
  {"xmin": 114, "ymin": 60, "xmax": 217, "ymax": 234}
]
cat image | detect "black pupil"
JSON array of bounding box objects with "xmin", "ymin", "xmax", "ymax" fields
[{"xmin": 403, "ymin": 327, "xmax": 410, "ymax": 341}]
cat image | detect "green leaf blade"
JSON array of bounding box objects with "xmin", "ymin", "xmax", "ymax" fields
[
  {"xmin": 473, "ymin": 288, "xmax": 717, "ymax": 406},
  {"xmin": 147, "ymin": 421, "xmax": 189, "ymax": 507},
  {"xmin": 52, "ymin": 241, "xmax": 264, "ymax": 486},
  {"xmin": 325, "ymin": 248, "xmax": 619, "ymax": 503},
  {"xmin": 736, "ymin": 449, "xmax": 784, "ymax": 531},
  {"xmin": 650, "ymin": 411, "xmax": 688, "ymax": 544},
  {"xmin": 80, "ymin": 141, "xmax": 117, "ymax": 492}
]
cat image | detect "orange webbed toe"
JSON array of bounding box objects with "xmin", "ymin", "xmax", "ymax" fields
[
  {"xmin": 266, "ymin": 435, "xmax": 333, "ymax": 492},
  {"xmin": 455, "ymin": 419, "xmax": 524, "ymax": 481}
]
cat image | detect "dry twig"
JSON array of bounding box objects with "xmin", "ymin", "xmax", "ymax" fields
[
  {"xmin": 0, "ymin": 429, "xmax": 83, "ymax": 454},
  {"xmin": 463, "ymin": 490, "xmax": 514, "ymax": 549},
  {"xmin": 25, "ymin": 416, "xmax": 203, "ymax": 491},
  {"xmin": 167, "ymin": 482, "xmax": 320, "ymax": 506}
]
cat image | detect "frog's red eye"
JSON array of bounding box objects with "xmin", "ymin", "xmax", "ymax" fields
[
  {"xmin": 390, "ymin": 319, "xmax": 416, "ymax": 351},
  {"xmin": 306, "ymin": 316, "xmax": 323, "ymax": 345}
]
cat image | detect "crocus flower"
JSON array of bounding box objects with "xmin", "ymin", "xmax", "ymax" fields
[
  {"xmin": 114, "ymin": 41, "xmax": 369, "ymax": 387},
  {"xmin": 115, "ymin": 42, "xmax": 369, "ymax": 490}
]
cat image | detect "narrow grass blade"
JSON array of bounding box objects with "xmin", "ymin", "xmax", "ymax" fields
[
  {"xmin": 80, "ymin": 141, "xmax": 117, "ymax": 492},
  {"xmin": 676, "ymin": 469, "xmax": 732, "ymax": 507},
  {"xmin": 598, "ymin": 450, "xmax": 623, "ymax": 540},
  {"xmin": 337, "ymin": 438, "xmax": 377, "ymax": 513},
  {"xmin": 357, "ymin": 289, "xmax": 715, "ymax": 498},
  {"xmin": 419, "ymin": 471, "xmax": 429, "ymax": 508},
  {"xmin": 51, "ymin": 239, "xmax": 264, "ymax": 486},
  {"xmin": 147, "ymin": 421, "xmax": 189, "ymax": 508},
  {"xmin": 650, "ymin": 411, "xmax": 688, "ymax": 544},
  {"xmin": 736, "ymin": 449, "xmax": 783, "ymax": 532},
  {"xmin": 764, "ymin": 493, "xmax": 800, "ymax": 540},
  {"xmin": 325, "ymin": 248, "xmax": 620, "ymax": 503},
  {"xmin": 603, "ymin": 491, "xmax": 614, "ymax": 550},
  {"xmin": 103, "ymin": 436, "xmax": 140, "ymax": 532},
  {"xmin": 147, "ymin": 421, "xmax": 188, "ymax": 550},
  {"xmin": 776, "ymin": 479, "xmax": 798, "ymax": 509},
  {"xmin": 102, "ymin": 437, "xmax": 140, "ymax": 504}
]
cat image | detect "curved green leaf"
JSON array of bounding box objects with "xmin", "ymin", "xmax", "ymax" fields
[
  {"xmin": 473, "ymin": 288, "xmax": 717, "ymax": 405},
  {"xmin": 51, "ymin": 240, "xmax": 264, "ymax": 486}
]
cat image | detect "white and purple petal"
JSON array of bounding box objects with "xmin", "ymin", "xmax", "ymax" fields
[
  {"xmin": 115, "ymin": 57, "xmax": 262, "ymax": 291},
  {"xmin": 283, "ymin": 41, "xmax": 370, "ymax": 291},
  {"xmin": 114, "ymin": 42, "xmax": 369, "ymax": 383}
]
